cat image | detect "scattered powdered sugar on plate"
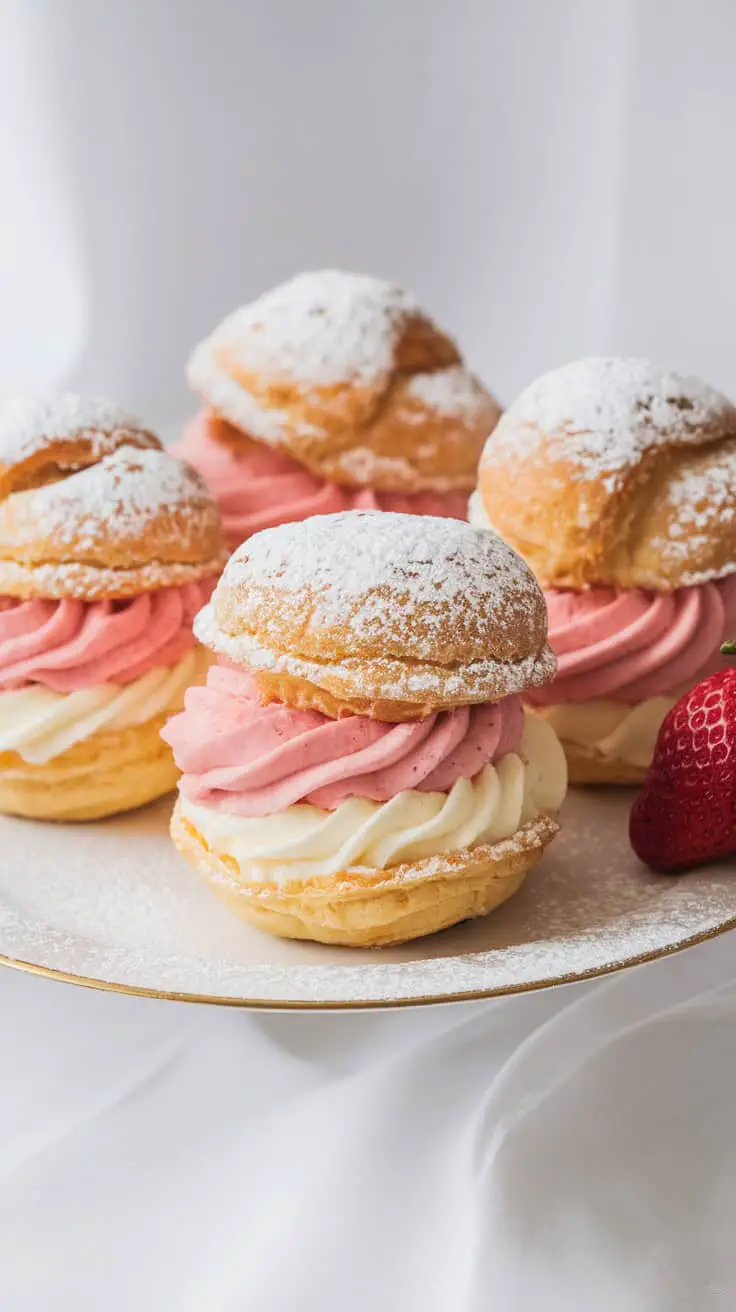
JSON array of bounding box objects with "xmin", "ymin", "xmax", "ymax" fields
[
  {"xmin": 0, "ymin": 790, "xmax": 734, "ymax": 1006},
  {"xmin": 189, "ymin": 270, "xmax": 422, "ymax": 391},
  {"xmin": 0, "ymin": 393, "xmax": 154, "ymax": 465},
  {"xmin": 487, "ymin": 357, "xmax": 736, "ymax": 482}
]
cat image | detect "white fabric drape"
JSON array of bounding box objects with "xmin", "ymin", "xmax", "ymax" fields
[
  {"xmin": 1, "ymin": 2, "xmax": 735, "ymax": 1307},
  {"xmin": 1, "ymin": 939, "xmax": 735, "ymax": 1310}
]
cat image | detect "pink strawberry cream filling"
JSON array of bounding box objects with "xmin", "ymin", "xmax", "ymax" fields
[
  {"xmin": 530, "ymin": 577, "xmax": 736, "ymax": 706},
  {"xmin": 0, "ymin": 579, "xmax": 215, "ymax": 692},
  {"xmin": 172, "ymin": 412, "xmax": 469, "ymax": 545},
  {"xmin": 162, "ymin": 665, "xmax": 524, "ymax": 816}
]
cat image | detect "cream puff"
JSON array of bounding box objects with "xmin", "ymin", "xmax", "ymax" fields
[
  {"xmin": 174, "ymin": 270, "xmax": 501, "ymax": 549},
  {"xmin": 472, "ymin": 358, "xmax": 736, "ymax": 783},
  {"xmin": 0, "ymin": 394, "xmax": 227, "ymax": 820},
  {"xmin": 163, "ymin": 511, "xmax": 567, "ymax": 947}
]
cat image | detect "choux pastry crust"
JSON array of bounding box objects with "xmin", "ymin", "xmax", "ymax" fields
[
  {"xmin": 477, "ymin": 358, "xmax": 736, "ymax": 590},
  {"xmin": 187, "ymin": 270, "xmax": 500, "ymax": 494},
  {"xmin": 0, "ymin": 393, "xmax": 159, "ymax": 499},
  {"xmin": 561, "ymin": 744, "xmax": 646, "ymax": 787},
  {"xmin": 171, "ymin": 800, "xmax": 559, "ymax": 948},
  {"xmin": 195, "ymin": 512, "xmax": 557, "ymax": 720},
  {"xmin": 245, "ymin": 670, "xmax": 463, "ymax": 723},
  {"xmin": 0, "ymin": 714, "xmax": 179, "ymax": 821},
  {"xmin": 0, "ymin": 400, "xmax": 227, "ymax": 600}
]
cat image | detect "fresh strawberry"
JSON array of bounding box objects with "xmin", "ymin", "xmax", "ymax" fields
[{"xmin": 630, "ymin": 642, "xmax": 736, "ymax": 873}]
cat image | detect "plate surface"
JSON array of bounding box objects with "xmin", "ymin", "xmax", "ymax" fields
[{"xmin": 0, "ymin": 790, "xmax": 734, "ymax": 1009}]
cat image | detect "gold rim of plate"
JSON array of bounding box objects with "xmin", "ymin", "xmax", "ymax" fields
[{"xmin": 1, "ymin": 914, "xmax": 735, "ymax": 1011}]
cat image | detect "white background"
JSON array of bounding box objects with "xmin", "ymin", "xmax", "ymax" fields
[
  {"xmin": 1, "ymin": 2, "xmax": 735, "ymax": 1308},
  {"xmin": 2, "ymin": 0, "xmax": 736, "ymax": 416}
]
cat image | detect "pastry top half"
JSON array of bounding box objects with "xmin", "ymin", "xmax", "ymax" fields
[
  {"xmin": 475, "ymin": 357, "xmax": 736, "ymax": 591},
  {"xmin": 0, "ymin": 394, "xmax": 226, "ymax": 600},
  {"xmin": 187, "ymin": 269, "xmax": 501, "ymax": 495},
  {"xmin": 195, "ymin": 510, "xmax": 556, "ymax": 720}
]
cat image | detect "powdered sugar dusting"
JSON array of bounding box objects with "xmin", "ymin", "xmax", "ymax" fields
[
  {"xmin": 226, "ymin": 510, "xmax": 542, "ymax": 636},
  {"xmin": 189, "ymin": 270, "xmax": 421, "ymax": 392},
  {"xmin": 0, "ymin": 790, "xmax": 734, "ymax": 1005},
  {"xmin": 406, "ymin": 366, "xmax": 499, "ymax": 423},
  {"xmin": 0, "ymin": 557, "xmax": 224, "ymax": 600},
  {"xmin": 486, "ymin": 358, "xmax": 736, "ymax": 482},
  {"xmin": 331, "ymin": 448, "xmax": 429, "ymax": 490},
  {"xmin": 27, "ymin": 446, "xmax": 215, "ymax": 552},
  {"xmin": 196, "ymin": 512, "xmax": 555, "ymax": 701},
  {"xmin": 666, "ymin": 447, "xmax": 736, "ymax": 530},
  {"xmin": 0, "ymin": 393, "xmax": 155, "ymax": 465},
  {"xmin": 195, "ymin": 609, "xmax": 557, "ymax": 702},
  {"xmin": 653, "ymin": 445, "xmax": 736, "ymax": 583}
]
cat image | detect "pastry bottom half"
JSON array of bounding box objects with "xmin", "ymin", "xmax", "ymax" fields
[
  {"xmin": 531, "ymin": 696, "xmax": 678, "ymax": 787},
  {"xmin": 170, "ymin": 801, "xmax": 559, "ymax": 948},
  {"xmin": 0, "ymin": 714, "xmax": 178, "ymax": 822},
  {"xmin": 562, "ymin": 748, "xmax": 646, "ymax": 787}
]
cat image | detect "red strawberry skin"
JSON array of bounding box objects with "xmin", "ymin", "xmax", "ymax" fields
[{"xmin": 630, "ymin": 668, "xmax": 736, "ymax": 873}]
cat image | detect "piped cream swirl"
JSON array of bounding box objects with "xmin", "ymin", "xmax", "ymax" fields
[
  {"xmin": 173, "ymin": 412, "xmax": 470, "ymax": 547},
  {"xmin": 533, "ymin": 580, "xmax": 736, "ymax": 704},
  {"xmin": 0, "ymin": 580, "xmax": 214, "ymax": 692},
  {"xmin": 163, "ymin": 665, "xmax": 523, "ymax": 814},
  {"xmin": 0, "ymin": 647, "xmax": 211, "ymax": 763},
  {"xmin": 470, "ymin": 492, "xmax": 736, "ymax": 704},
  {"xmin": 536, "ymin": 697, "xmax": 676, "ymax": 770},
  {"xmin": 177, "ymin": 712, "xmax": 567, "ymax": 884}
]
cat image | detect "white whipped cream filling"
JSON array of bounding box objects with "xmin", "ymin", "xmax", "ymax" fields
[
  {"xmin": 535, "ymin": 697, "xmax": 676, "ymax": 769},
  {"xmin": 179, "ymin": 710, "xmax": 567, "ymax": 885},
  {"xmin": 0, "ymin": 646, "xmax": 211, "ymax": 764}
]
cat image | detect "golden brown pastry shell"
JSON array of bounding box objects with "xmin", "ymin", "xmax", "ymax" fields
[
  {"xmin": 478, "ymin": 361, "xmax": 736, "ymax": 590},
  {"xmin": 199, "ymin": 512, "xmax": 556, "ymax": 717},
  {"xmin": 188, "ymin": 273, "xmax": 500, "ymax": 494},
  {"xmin": 0, "ymin": 404, "xmax": 160, "ymax": 500},
  {"xmin": 557, "ymin": 743, "xmax": 646, "ymax": 787},
  {"xmin": 0, "ymin": 715, "xmax": 179, "ymax": 822},
  {"xmin": 0, "ymin": 443, "xmax": 226, "ymax": 601},
  {"xmin": 208, "ymin": 364, "xmax": 499, "ymax": 494},
  {"xmin": 250, "ymin": 670, "xmax": 455, "ymax": 722},
  {"xmin": 171, "ymin": 802, "xmax": 559, "ymax": 947},
  {"xmin": 479, "ymin": 439, "xmax": 736, "ymax": 591}
]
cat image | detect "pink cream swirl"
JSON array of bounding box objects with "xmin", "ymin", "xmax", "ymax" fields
[
  {"xmin": 162, "ymin": 664, "xmax": 523, "ymax": 816},
  {"xmin": 0, "ymin": 579, "xmax": 215, "ymax": 692},
  {"xmin": 172, "ymin": 412, "xmax": 469, "ymax": 547},
  {"xmin": 531, "ymin": 577, "xmax": 736, "ymax": 706}
]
